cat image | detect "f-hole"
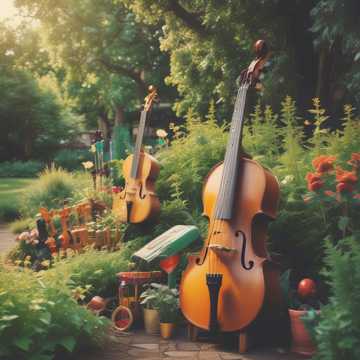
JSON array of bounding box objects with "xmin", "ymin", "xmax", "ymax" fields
[
  {"xmin": 139, "ymin": 183, "xmax": 146, "ymax": 199},
  {"xmin": 119, "ymin": 184, "xmax": 127, "ymax": 200},
  {"xmin": 235, "ymin": 230, "xmax": 254, "ymax": 270}
]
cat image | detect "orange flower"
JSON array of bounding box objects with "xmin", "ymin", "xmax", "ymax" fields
[
  {"xmin": 336, "ymin": 182, "xmax": 354, "ymax": 193},
  {"xmin": 348, "ymin": 152, "xmax": 360, "ymax": 168},
  {"xmin": 312, "ymin": 155, "xmax": 336, "ymax": 173},
  {"xmin": 336, "ymin": 168, "xmax": 357, "ymax": 184},
  {"xmin": 324, "ymin": 190, "xmax": 336, "ymax": 197},
  {"xmin": 306, "ymin": 172, "xmax": 324, "ymax": 191}
]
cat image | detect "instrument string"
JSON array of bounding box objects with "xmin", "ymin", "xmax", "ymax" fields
[
  {"xmin": 209, "ymin": 83, "xmax": 248, "ymax": 273},
  {"xmin": 212, "ymin": 85, "xmax": 246, "ymax": 273}
]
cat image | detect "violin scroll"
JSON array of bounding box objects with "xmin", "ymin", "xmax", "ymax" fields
[
  {"xmin": 240, "ymin": 39, "xmax": 269, "ymax": 87},
  {"xmin": 144, "ymin": 85, "xmax": 159, "ymax": 111}
]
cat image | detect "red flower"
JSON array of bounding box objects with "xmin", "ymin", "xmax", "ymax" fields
[
  {"xmin": 324, "ymin": 190, "xmax": 336, "ymax": 197},
  {"xmin": 312, "ymin": 155, "xmax": 336, "ymax": 173},
  {"xmin": 306, "ymin": 172, "xmax": 323, "ymax": 191},
  {"xmin": 336, "ymin": 168, "xmax": 357, "ymax": 184},
  {"xmin": 353, "ymin": 194, "xmax": 360, "ymax": 200},
  {"xmin": 336, "ymin": 182, "xmax": 354, "ymax": 193}
]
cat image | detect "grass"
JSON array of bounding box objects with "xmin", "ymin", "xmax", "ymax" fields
[{"xmin": 0, "ymin": 178, "xmax": 35, "ymax": 222}]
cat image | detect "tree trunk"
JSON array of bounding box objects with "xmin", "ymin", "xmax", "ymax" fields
[
  {"xmin": 24, "ymin": 128, "xmax": 33, "ymax": 159},
  {"xmin": 115, "ymin": 106, "xmax": 125, "ymax": 126},
  {"xmin": 97, "ymin": 113, "xmax": 110, "ymax": 140}
]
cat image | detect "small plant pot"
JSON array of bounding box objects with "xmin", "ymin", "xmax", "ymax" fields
[
  {"xmin": 160, "ymin": 322, "xmax": 175, "ymax": 339},
  {"xmin": 143, "ymin": 308, "xmax": 160, "ymax": 335},
  {"xmin": 289, "ymin": 309, "xmax": 317, "ymax": 357}
]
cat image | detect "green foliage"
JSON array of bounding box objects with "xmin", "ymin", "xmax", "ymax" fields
[
  {"xmin": 9, "ymin": 218, "xmax": 35, "ymax": 234},
  {"xmin": 53, "ymin": 149, "xmax": 92, "ymax": 171},
  {"xmin": 42, "ymin": 237, "xmax": 148, "ymax": 299},
  {"xmin": 0, "ymin": 178, "xmax": 35, "ymax": 222},
  {"xmin": 311, "ymin": 0, "xmax": 360, "ymax": 107},
  {"xmin": 19, "ymin": 167, "xmax": 92, "ymax": 218},
  {"xmin": 328, "ymin": 104, "xmax": 360, "ymax": 162},
  {"xmin": 306, "ymin": 98, "xmax": 331, "ymax": 155},
  {"xmin": 278, "ymin": 96, "xmax": 307, "ymax": 184},
  {"xmin": 0, "ymin": 262, "xmax": 108, "ymax": 360},
  {"xmin": 311, "ymin": 236, "xmax": 360, "ymax": 360},
  {"xmin": 156, "ymin": 108, "xmax": 227, "ymax": 211},
  {"xmin": 0, "ymin": 161, "xmax": 44, "ymax": 178},
  {"xmin": 140, "ymin": 284, "xmax": 180, "ymax": 323},
  {"xmin": 243, "ymin": 103, "xmax": 281, "ymax": 168},
  {"xmin": 16, "ymin": 0, "xmax": 171, "ymax": 129}
]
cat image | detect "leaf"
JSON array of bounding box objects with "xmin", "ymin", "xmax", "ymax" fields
[
  {"xmin": 13, "ymin": 336, "xmax": 32, "ymax": 351},
  {"xmin": 59, "ymin": 336, "xmax": 76, "ymax": 352},
  {"xmin": 0, "ymin": 315, "xmax": 19, "ymax": 322},
  {"xmin": 39, "ymin": 312, "xmax": 52, "ymax": 326},
  {"xmin": 338, "ymin": 216, "xmax": 349, "ymax": 232},
  {"xmin": 355, "ymin": 52, "xmax": 360, "ymax": 62}
]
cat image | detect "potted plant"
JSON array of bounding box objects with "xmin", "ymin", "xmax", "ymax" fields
[
  {"xmin": 140, "ymin": 283, "xmax": 161, "ymax": 335},
  {"xmin": 140, "ymin": 283, "xmax": 180, "ymax": 338},
  {"xmin": 154, "ymin": 284, "xmax": 180, "ymax": 339},
  {"xmin": 281, "ymin": 270, "xmax": 321, "ymax": 357}
]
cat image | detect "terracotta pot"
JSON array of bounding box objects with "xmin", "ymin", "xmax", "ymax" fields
[
  {"xmin": 289, "ymin": 309, "xmax": 317, "ymax": 357},
  {"xmin": 143, "ymin": 308, "xmax": 160, "ymax": 335},
  {"xmin": 160, "ymin": 322, "xmax": 175, "ymax": 339},
  {"xmin": 87, "ymin": 296, "xmax": 106, "ymax": 312}
]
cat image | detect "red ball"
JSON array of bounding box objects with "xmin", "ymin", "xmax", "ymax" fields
[
  {"xmin": 87, "ymin": 296, "xmax": 106, "ymax": 311},
  {"xmin": 297, "ymin": 278, "xmax": 316, "ymax": 299}
]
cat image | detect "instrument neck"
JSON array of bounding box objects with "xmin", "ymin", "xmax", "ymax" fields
[
  {"xmin": 214, "ymin": 84, "xmax": 249, "ymax": 220},
  {"xmin": 130, "ymin": 110, "xmax": 147, "ymax": 179}
]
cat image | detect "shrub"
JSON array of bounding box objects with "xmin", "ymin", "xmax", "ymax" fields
[
  {"xmin": 0, "ymin": 161, "xmax": 44, "ymax": 178},
  {"xmin": 311, "ymin": 236, "xmax": 360, "ymax": 360},
  {"xmin": 0, "ymin": 262, "xmax": 108, "ymax": 360},
  {"xmin": 53, "ymin": 149, "xmax": 92, "ymax": 171},
  {"xmin": 41, "ymin": 236, "xmax": 149, "ymax": 299},
  {"xmin": 156, "ymin": 107, "xmax": 227, "ymax": 211},
  {"xmin": 0, "ymin": 202, "xmax": 19, "ymax": 222},
  {"xmin": 19, "ymin": 166, "xmax": 92, "ymax": 218}
]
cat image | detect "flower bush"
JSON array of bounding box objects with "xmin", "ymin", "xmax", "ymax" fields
[{"xmin": 305, "ymin": 153, "xmax": 360, "ymax": 240}]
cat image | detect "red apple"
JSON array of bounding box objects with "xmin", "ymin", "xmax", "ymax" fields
[{"xmin": 297, "ymin": 278, "xmax": 316, "ymax": 299}]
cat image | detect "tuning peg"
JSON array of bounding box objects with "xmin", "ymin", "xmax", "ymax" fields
[
  {"xmin": 148, "ymin": 85, "xmax": 156, "ymax": 93},
  {"xmin": 254, "ymin": 40, "xmax": 268, "ymax": 58}
]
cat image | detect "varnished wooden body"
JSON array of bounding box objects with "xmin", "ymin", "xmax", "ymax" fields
[
  {"xmin": 113, "ymin": 152, "xmax": 160, "ymax": 223},
  {"xmin": 180, "ymin": 158, "xmax": 280, "ymax": 332}
]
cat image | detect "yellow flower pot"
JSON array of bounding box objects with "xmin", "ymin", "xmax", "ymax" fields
[
  {"xmin": 143, "ymin": 308, "xmax": 160, "ymax": 335},
  {"xmin": 160, "ymin": 322, "xmax": 175, "ymax": 339}
]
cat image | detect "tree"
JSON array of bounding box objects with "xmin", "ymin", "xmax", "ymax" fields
[
  {"xmin": 0, "ymin": 21, "xmax": 80, "ymax": 161},
  {"xmin": 122, "ymin": 0, "xmax": 359, "ymax": 121},
  {"xmin": 15, "ymin": 0, "xmax": 173, "ymax": 135}
]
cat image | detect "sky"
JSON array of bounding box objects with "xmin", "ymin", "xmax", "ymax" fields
[{"xmin": 0, "ymin": 0, "xmax": 19, "ymax": 21}]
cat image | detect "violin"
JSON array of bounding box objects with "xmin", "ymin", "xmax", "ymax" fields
[
  {"xmin": 180, "ymin": 40, "xmax": 282, "ymax": 333},
  {"xmin": 113, "ymin": 86, "xmax": 160, "ymax": 223}
]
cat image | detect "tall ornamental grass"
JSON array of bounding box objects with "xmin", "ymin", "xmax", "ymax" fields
[{"xmin": 20, "ymin": 166, "xmax": 92, "ymax": 218}]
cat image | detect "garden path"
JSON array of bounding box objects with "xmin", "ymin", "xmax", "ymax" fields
[
  {"xmin": 0, "ymin": 224, "xmax": 14, "ymax": 254},
  {"xmin": 78, "ymin": 329, "xmax": 304, "ymax": 360}
]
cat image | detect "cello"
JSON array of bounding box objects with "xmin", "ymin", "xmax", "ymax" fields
[
  {"xmin": 113, "ymin": 86, "xmax": 160, "ymax": 223},
  {"xmin": 180, "ymin": 40, "xmax": 283, "ymax": 340}
]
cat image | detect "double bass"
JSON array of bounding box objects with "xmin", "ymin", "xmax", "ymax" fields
[
  {"xmin": 113, "ymin": 86, "xmax": 160, "ymax": 224},
  {"xmin": 180, "ymin": 40, "xmax": 282, "ymax": 335}
]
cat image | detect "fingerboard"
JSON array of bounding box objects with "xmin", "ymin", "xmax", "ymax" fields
[
  {"xmin": 130, "ymin": 110, "xmax": 147, "ymax": 179},
  {"xmin": 214, "ymin": 83, "xmax": 249, "ymax": 219}
]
